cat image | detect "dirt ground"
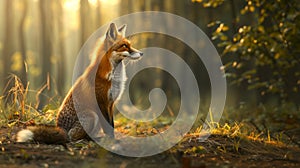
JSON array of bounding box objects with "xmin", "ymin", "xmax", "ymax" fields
[{"xmin": 0, "ymin": 126, "xmax": 300, "ymax": 168}]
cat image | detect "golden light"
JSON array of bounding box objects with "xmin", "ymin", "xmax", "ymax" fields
[
  {"xmin": 63, "ymin": 0, "xmax": 80, "ymax": 11},
  {"xmin": 63, "ymin": 0, "xmax": 80, "ymax": 31},
  {"xmin": 60, "ymin": 0, "xmax": 121, "ymax": 32},
  {"xmin": 88, "ymin": 0, "xmax": 98, "ymax": 6},
  {"xmin": 63, "ymin": 0, "xmax": 119, "ymax": 9},
  {"xmin": 99, "ymin": 0, "xmax": 119, "ymax": 5}
]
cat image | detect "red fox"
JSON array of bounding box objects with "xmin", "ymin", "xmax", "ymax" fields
[{"xmin": 16, "ymin": 23, "xmax": 143, "ymax": 144}]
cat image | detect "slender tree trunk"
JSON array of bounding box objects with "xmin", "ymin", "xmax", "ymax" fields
[
  {"xmin": 80, "ymin": 0, "xmax": 91, "ymax": 46},
  {"xmin": 120, "ymin": 0, "xmax": 130, "ymax": 15},
  {"xmin": 56, "ymin": 0, "xmax": 66, "ymax": 96},
  {"xmin": 96, "ymin": 0, "xmax": 101, "ymax": 28},
  {"xmin": 2, "ymin": 0, "xmax": 14, "ymax": 95},
  {"xmin": 38, "ymin": 0, "xmax": 53, "ymax": 109},
  {"xmin": 19, "ymin": 0, "xmax": 28, "ymax": 88},
  {"xmin": 77, "ymin": 0, "xmax": 91, "ymax": 74}
]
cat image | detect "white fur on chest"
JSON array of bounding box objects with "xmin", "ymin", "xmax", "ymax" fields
[{"xmin": 109, "ymin": 61, "xmax": 127, "ymax": 101}]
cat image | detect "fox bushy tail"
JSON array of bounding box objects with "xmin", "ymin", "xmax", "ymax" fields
[{"xmin": 16, "ymin": 125, "xmax": 68, "ymax": 145}]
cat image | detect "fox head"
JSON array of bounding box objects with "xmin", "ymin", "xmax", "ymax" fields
[{"xmin": 104, "ymin": 23, "xmax": 143, "ymax": 64}]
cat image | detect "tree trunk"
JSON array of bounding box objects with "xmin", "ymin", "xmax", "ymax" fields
[
  {"xmin": 77, "ymin": 0, "xmax": 91, "ymax": 74},
  {"xmin": 2, "ymin": 0, "xmax": 14, "ymax": 95},
  {"xmin": 56, "ymin": 0, "xmax": 66, "ymax": 96},
  {"xmin": 96, "ymin": 0, "xmax": 101, "ymax": 28},
  {"xmin": 19, "ymin": 0, "xmax": 28, "ymax": 88},
  {"xmin": 80, "ymin": 0, "xmax": 91, "ymax": 46},
  {"xmin": 38, "ymin": 0, "xmax": 53, "ymax": 109}
]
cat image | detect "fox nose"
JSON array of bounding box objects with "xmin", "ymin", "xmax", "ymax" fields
[{"xmin": 139, "ymin": 52, "xmax": 143, "ymax": 56}]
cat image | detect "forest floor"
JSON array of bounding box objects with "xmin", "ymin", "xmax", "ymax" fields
[{"xmin": 0, "ymin": 122, "xmax": 300, "ymax": 168}]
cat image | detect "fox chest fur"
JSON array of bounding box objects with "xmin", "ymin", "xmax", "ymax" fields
[
  {"xmin": 108, "ymin": 61, "xmax": 126, "ymax": 102},
  {"xmin": 95, "ymin": 54, "xmax": 127, "ymax": 108}
]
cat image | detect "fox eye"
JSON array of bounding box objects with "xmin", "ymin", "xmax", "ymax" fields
[{"xmin": 121, "ymin": 44, "xmax": 129, "ymax": 49}]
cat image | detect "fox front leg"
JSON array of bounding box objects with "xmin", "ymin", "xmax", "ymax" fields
[
  {"xmin": 100, "ymin": 105, "xmax": 115, "ymax": 138},
  {"xmin": 69, "ymin": 109, "xmax": 100, "ymax": 141}
]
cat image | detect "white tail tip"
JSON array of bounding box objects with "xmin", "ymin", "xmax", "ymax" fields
[{"xmin": 16, "ymin": 129, "xmax": 34, "ymax": 142}]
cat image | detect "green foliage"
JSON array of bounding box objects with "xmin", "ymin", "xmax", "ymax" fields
[{"xmin": 196, "ymin": 0, "xmax": 300, "ymax": 103}]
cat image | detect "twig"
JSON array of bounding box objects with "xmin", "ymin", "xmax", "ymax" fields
[{"xmin": 283, "ymin": 131, "xmax": 300, "ymax": 147}]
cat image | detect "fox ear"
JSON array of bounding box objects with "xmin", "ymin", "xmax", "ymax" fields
[
  {"xmin": 106, "ymin": 23, "xmax": 118, "ymax": 40},
  {"xmin": 118, "ymin": 24, "xmax": 127, "ymax": 37}
]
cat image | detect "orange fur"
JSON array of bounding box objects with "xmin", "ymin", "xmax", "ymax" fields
[{"xmin": 16, "ymin": 23, "xmax": 143, "ymax": 144}]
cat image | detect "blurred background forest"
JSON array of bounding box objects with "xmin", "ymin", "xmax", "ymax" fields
[{"xmin": 0, "ymin": 0, "xmax": 299, "ymax": 125}]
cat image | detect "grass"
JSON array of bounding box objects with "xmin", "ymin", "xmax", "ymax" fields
[
  {"xmin": 0, "ymin": 75, "xmax": 299, "ymax": 168},
  {"xmin": 1, "ymin": 75, "xmax": 298, "ymax": 145},
  {"xmin": 0, "ymin": 75, "xmax": 59, "ymax": 127}
]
